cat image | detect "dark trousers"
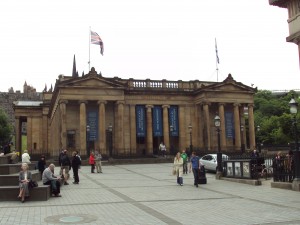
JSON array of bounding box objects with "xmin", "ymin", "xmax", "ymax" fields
[
  {"xmin": 183, "ymin": 162, "xmax": 188, "ymax": 174},
  {"xmin": 192, "ymin": 168, "xmax": 199, "ymax": 185},
  {"xmin": 73, "ymin": 167, "xmax": 79, "ymax": 183},
  {"xmin": 44, "ymin": 180, "xmax": 61, "ymax": 195},
  {"xmin": 91, "ymin": 164, "xmax": 95, "ymax": 173}
]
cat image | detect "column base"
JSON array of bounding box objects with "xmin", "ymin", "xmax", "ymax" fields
[
  {"xmin": 292, "ymin": 178, "xmax": 300, "ymax": 191},
  {"xmin": 215, "ymin": 171, "xmax": 223, "ymax": 180}
]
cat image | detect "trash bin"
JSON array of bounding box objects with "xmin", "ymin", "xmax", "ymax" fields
[{"xmin": 198, "ymin": 165, "xmax": 207, "ymax": 184}]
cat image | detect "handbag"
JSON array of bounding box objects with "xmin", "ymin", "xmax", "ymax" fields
[
  {"xmin": 29, "ymin": 180, "xmax": 38, "ymax": 188},
  {"xmin": 172, "ymin": 167, "xmax": 176, "ymax": 175}
]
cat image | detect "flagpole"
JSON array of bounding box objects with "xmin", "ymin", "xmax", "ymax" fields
[{"xmin": 88, "ymin": 26, "xmax": 91, "ymax": 72}]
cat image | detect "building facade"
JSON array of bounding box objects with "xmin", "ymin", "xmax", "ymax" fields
[
  {"xmin": 13, "ymin": 68, "xmax": 257, "ymax": 158},
  {"xmin": 269, "ymin": 0, "xmax": 300, "ymax": 67}
]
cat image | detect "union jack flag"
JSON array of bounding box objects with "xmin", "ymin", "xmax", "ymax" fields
[{"xmin": 91, "ymin": 31, "xmax": 104, "ymax": 55}]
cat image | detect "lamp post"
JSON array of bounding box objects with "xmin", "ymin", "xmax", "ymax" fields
[
  {"xmin": 289, "ymin": 97, "xmax": 300, "ymax": 186},
  {"xmin": 214, "ymin": 115, "xmax": 223, "ymax": 178},
  {"xmin": 188, "ymin": 124, "xmax": 192, "ymax": 153},
  {"xmin": 241, "ymin": 125, "xmax": 245, "ymax": 153},
  {"xmin": 170, "ymin": 125, "xmax": 174, "ymax": 155},
  {"xmin": 256, "ymin": 125, "xmax": 261, "ymax": 153},
  {"xmin": 108, "ymin": 124, "xmax": 113, "ymax": 158},
  {"xmin": 86, "ymin": 125, "xmax": 90, "ymax": 157}
]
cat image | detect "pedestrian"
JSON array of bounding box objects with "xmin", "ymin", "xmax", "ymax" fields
[
  {"xmin": 159, "ymin": 142, "xmax": 167, "ymax": 158},
  {"xmin": 42, "ymin": 164, "xmax": 62, "ymax": 197},
  {"xmin": 89, "ymin": 151, "xmax": 95, "ymax": 173},
  {"xmin": 71, "ymin": 151, "xmax": 81, "ymax": 184},
  {"xmin": 250, "ymin": 149, "xmax": 259, "ymax": 158},
  {"xmin": 18, "ymin": 163, "xmax": 32, "ymax": 203},
  {"xmin": 59, "ymin": 149, "xmax": 71, "ymax": 185},
  {"xmin": 94, "ymin": 150, "xmax": 103, "ymax": 173},
  {"xmin": 286, "ymin": 150, "xmax": 294, "ymax": 182},
  {"xmin": 273, "ymin": 151, "xmax": 284, "ymax": 181},
  {"xmin": 37, "ymin": 155, "xmax": 46, "ymax": 176},
  {"xmin": 189, "ymin": 151, "xmax": 200, "ymax": 188},
  {"xmin": 21, "ymin": 150, "xmax": 31, "ymax": 163},
  {"xmin": 181, "ymin": 149, "xmax": 188, "ymax": 174},
  {"xmin": 174, "ymin": 152, "xmax": 184, "ymax": 186}
]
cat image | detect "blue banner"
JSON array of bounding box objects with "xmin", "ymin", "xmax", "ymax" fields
[
  {"xmin": 87, "ymin": 111, "xmax": 98, "ymax": 141},
  {"xmin": 152, "ymin": 106, "xmax": 163, "ymax": 137},
  {"xmin": 169, "ymin": 106, "xmax": 179, "ymax": 136},
  {"xmin": 225, "ymin": 112, "xmax": 234, "ymax": 139},
  {"xmin": 136, "ymin": 105, "xmax": 146, "ymax": 137}
]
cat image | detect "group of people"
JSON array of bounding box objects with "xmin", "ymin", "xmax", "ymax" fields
[
  {"xmin": 88, "ymin": 151, "xmax": 103, "ymax": 173},
  {"xmin": 173, "ymin": 150, "xmax": 202, "ymax": 187}
]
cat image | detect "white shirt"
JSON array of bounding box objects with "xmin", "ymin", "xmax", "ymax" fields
[{"xmin": 22, "ymin": 153, "xmax": 31, "ymax": 163}]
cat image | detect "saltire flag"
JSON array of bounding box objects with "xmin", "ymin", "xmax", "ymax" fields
[
  {"xmin": 215, "ymin": 38, "xmax": 219, "ymax": 64},
  {"xmin": 91, "ymin": 31, "xmax": 104, "ymax": 55}
]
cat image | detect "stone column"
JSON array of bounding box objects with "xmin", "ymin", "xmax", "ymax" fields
[
  {"xmin": 116, "ymin": 101, "xmax": 125, "ymax": 155},
  {"xmin": 27, "ymin": 117, "xmax": 32, "ymax": 153},
  {"xmin": 98, "ymin": 100, "xmax": 107, "ymax": 155},
  {"xmin": 42, "ymin": 110, "xmax": 48, "ymax": 154},
  {"xmin": 129, "ymin": 104, "xmax": 137, "ymax": 155},
  {"xmin": 218, "ymin": 103, "xmax": 226, "ymax": 150},
  {"xmin": 233, "ymin": 103, "xmax": 241, "ymax": 151},
  {"xmin": 59, "ymin": 100, "xmax": 67, "ymax": 150},
  {"xmin": 79, "ymin": 101, "xmax": 87, "ymax": 157},
  {"xmin": 203, "ymin": 103, "xmax": 211, "ymax": 151},
  {"xmin": 146, "ymin": 105, "xmax": 153, "ymax": 155},
  {"xmin": 178, "ymin": 105, "xmax": 186, "ymax": 151},
  {"xmin": 197, "ymin": 105, "xmax": 204, "ymax": 148},
  {"xmin": 162, "ymin": 105, "xmax": 170, "ymax": 153},
  {"xmin": 15, "ymin": 116, "xmax": 21, "ymax": 153},
  {"xmin": 248, "ymin": 104, "xmax": 255, "ymax": 150}
]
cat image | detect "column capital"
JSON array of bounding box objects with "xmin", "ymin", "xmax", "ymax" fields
[
  {"xmin": 233, "ymin": 103, "xmax": 241, "ymax": 107},
  {"xmin": 97, "ymin": 100, "xmax": 107, "ymax": 105},
  {"xmin": 59, "ymin": 99, "xmax": 68, "ymax": 105},
  {"xmin": 218, "ymin": 102, "xmax": 226, "ymax": 106},
  {"xmin": 116, "ymin": 100, "xmax": 125, "ymax": 105},
  {"xmin": 145, "ymin": 105, "xmax": 153, "ymax": 109},
  {"xmin": 78, "ymin": 100, "xmax": 88, "ymax": 105},
  {"xmin": 202, "ymin": 102, "xmax": 211, "ymax": 106},
  {"xmin": 248, "ymin": 103, "xmax": 254, "ymax": 108},
  {"xmin": 162, "ymin": 105, "xmax": 170, "ymax": 109}
]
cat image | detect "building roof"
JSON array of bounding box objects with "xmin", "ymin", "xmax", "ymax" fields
[{"xmin": 269, "ymin": 0, "xmax": 288, "ymax": 8}]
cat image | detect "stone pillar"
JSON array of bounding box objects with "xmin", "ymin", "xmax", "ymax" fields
[
  {"xmin": 27, "ymin": 117, "xmax": 32, "ymax": 153},
  {"xmin": 178, "ymin": 105, "xmax": 186, "ymax": 151},
  {"xmin": 146, "ymin": 105, "xmax": 153, "ymax": 155},
  {"xmin": 59, "ymin": 100, "xmax": 67, "ymax": 150},
  {"xmin": 233, "ymin": 103, "xmax": 241, "ymax": 151},
  {"xmin": 218, "ymin": 103, "xmax": 226, "ymax": 150},
  {"xmin": 129, "ymin": 104, "xmax": 137, "ymax": 155},
  {"xmin": 15, "ymin": 116, "xmax": 21, "ymax": 153},
  {"xmin": 42, "ymin": 110, "xmax": 48, "ymax": 154},
  {"xmin": 248, "ymin": 104, "xmax": 255, "ymax": 150},
  {"xmin": 79, "ymin": 101, "xmax": 87, "ymax": 157},
  {"xmin": 162, "ymin": 105, "xmax": 170, "ymax": 153},
  {"xmin": 197, "ymin": 105, "xmax": 204, "ymax": 148},
  {"xmin": 203, "ymin": 103, "xmax": 211, "ymax": 151},
  {"xmin": 98, "ymin": 100, "xmax": 107, "ymax": 155},
  {"xmin": 116, "ymin": 101, "xmax": 125, "ymax": 155}
]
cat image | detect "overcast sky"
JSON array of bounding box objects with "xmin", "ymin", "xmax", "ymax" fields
[{"xmin": 0, "ymin": 0, "xmax": 299, "ymax": 92}]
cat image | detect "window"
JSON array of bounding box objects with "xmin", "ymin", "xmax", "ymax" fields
[{"xmin": 67, "ymin": 130, "xmax": 76, "ymax": 148}]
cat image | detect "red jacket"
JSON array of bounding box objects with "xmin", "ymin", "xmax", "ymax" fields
[{"xmin": 89, "ymin": 155, "xmax": 95, "ymax": 165}]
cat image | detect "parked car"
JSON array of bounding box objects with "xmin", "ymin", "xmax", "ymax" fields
[{"xmin": 200, "ymin": 154, "xmax": 229, "ymax": 172}]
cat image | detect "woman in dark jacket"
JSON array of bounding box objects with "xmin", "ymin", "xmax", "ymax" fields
[
  {"xmin": 37, "ymin": 155, "xmax": 46, "ymax": 176},
  {"xmin": 71, "ymin": 151, "xmax": 81, "ymax": 184}
]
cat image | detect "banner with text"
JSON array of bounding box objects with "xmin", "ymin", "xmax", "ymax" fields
[
  {"xmin": 136, "ymin": 105, "xmax": 146, "ymax": 137},
  {"xmin": 169, "ymin": 106, "xmax": 179, "ymax": 136},
  {"xmin": 87, "ymin": 110, "xmax": 98, "ymax": 141},
  {"xmin": 225, "ymin": 112, "xmax": 234, "ymax": 139},
  {"xmin": 152, "ymin": 106, "xmax": 163, "ymax": 137}
]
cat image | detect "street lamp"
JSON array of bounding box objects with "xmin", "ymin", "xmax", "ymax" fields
[
  {"xmin": 170, "ymin": 125, "xmax": 174, "ymax": 155},
  {"xmin": 241, "ymin": 125, "xmax": 245, "ymax": 153},
  {"xmin": 108, "ymin": 124, "xmax": 113, "ymax": 157},
  {"xmin": 188, "ymin": 124, "xmax": 192, "ymax": 153},
  {"xmin": 256, "ymin": 125, "xmax": 261, "ymax": 153},
  {"xmin": 214, "ymin": 115, "xmax": 223, "ymax": 176},
  {"xmin": 86, "ymin": 125, "xmax": 90, "ymax": 157},
  {"xmin": 289, "ymin": 97, "xmax": 300, "ymax": 184}
]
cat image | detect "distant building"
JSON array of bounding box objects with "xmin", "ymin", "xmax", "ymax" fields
[
  {"xmin": 13, "ymin": 66, "xmax": 257, "ymax": 159},
  {"xmin": 269, "ymin": 0, "xmax": 300, "ymax": 67}
]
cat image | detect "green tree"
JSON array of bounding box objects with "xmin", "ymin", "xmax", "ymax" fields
[{"xmin": 0, "ymin": 108, "xmax": 12, "ymax": 147}]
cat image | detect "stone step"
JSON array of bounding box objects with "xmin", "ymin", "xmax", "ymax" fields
[
  {"xmin": 0, "ymin": 183, "xmax": 50, "ymax": 201},
  {"xmin": 0, "ymin": 171, "xmax": 41, "ymax": 186},
  {"xmin": 0, "ymin": 163, "xmax": 36, "ymax": 175},
  {"xmin": 0, "ymin": 155, "xmax": 11, "ymax": 164}
]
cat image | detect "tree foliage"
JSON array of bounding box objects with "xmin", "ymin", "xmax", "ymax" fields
[
  {"xmin": 0, "ymin": 108, "xmax": 12, "ymax": 147},
  {"xmin": 254, "ymin": 90, "xmax": 299, "ymax": 146}
]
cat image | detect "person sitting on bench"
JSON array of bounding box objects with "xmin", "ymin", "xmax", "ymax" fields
[{"xmin": 42, "ymin": 164, "xmax": 62, "ymax": 197}]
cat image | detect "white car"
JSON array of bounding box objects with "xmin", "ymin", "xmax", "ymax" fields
[{"xmin": 200, "ymin": 154, "xmax": 229, "ymax": 172}]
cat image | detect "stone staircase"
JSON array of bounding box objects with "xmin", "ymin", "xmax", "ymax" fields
[{"xmin": 0, "ymin": 154, "xmax": 51, "ymax": 201}]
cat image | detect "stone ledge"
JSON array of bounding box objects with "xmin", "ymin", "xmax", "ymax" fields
[
  {"xmin": 0, "ymin": 185, "xmax": 50, "ymax": 201},
  {"xmin": 271, "ymin": 182, "xmax": 292, "ymax": 190},
  {"xmin": 221, "ymin": 177, "xmax": 262, "ymax": 186}
]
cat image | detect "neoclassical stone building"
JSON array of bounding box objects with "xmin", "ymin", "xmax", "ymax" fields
[{"xmin": 13, "ymin": 68, "xmax": 257, "ymax": 158}]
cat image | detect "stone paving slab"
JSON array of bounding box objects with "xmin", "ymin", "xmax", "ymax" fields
[{"xmin": 0, "ymin": 163, "xmax": 300, "ymax": 225}]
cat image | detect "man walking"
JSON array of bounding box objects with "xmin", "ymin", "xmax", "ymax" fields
[
  {"xmin": 59, "ymin": 149, "xmax": 71, "ymax": 185},
  {"xmin": 189, "ymin": 151, "xmax": 200, "ymax": 187}
]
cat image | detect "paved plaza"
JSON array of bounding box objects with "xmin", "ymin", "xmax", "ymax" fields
[{"xmin": 1, "ymin": 163, "xmax": 300, "ymax": 225}]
